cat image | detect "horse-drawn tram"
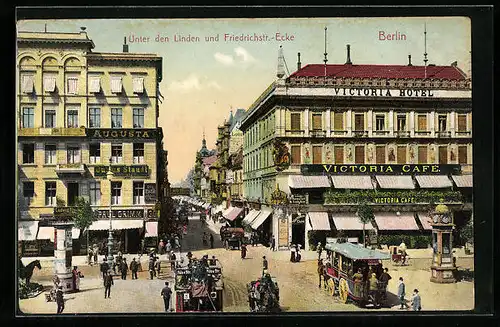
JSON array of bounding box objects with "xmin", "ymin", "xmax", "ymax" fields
[{"xmin": 323, "ymin": 242, "xmax": 390, "ymax": 308}]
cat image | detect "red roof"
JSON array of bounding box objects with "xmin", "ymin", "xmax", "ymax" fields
[
  {"xmin": 202, "ymin": 155, "xmax": 217, "ymax": 166},
  {"xmin": 289, "ymin": 64, "xmax": 466, "ymax": 80}
]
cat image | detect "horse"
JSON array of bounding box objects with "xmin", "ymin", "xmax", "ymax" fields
[{"xmin": 20, "ymin": 260, "xmax": 42, "ymax": 285}]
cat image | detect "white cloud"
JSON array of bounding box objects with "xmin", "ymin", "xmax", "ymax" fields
[
  {"xmin": 167, "ymin": 74, "xmax": 222, "ymax": 93},
  {"xmin": 214, "ymin": 52, "xmax": 234, "ymax": 65},
  {"xmin": 234, "ymin": 46, "xmax": 255, "ymax": 62},
  {"xmin": 207, "ymin": 81, "xmax": 222, "ymax": 90}
]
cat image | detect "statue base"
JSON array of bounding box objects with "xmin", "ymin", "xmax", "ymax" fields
[{"xmin": 430, "ymin": 265, "xmax": 457, "ymax": 283}]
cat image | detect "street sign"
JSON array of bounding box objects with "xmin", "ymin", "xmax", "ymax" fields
[{"xmin": 145, "ymin": 183, "xmax": 156, "ymax": 204}]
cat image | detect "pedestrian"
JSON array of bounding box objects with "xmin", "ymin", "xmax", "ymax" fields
[
  {"xmin": 271, "ymin": 236, "xmax": 276, "ymax": 251},
  {"xmin": 120, "ymin": 258, "xmax": 128, "ymax": 280},
  {"xmin": 149, "ymin": 255, "xmax": 155, "ymax": 280},
  {"xmin": 104, "ymin": 271, "xmax": 114, "ymax": 299},
  {"xmin": 71, "ymin": 266, "xmax": 83, "ymax": 291},
  {"xmin": 87, "ymin": 248, "xmax": 93, "ymax": 266},
  {"xmin": 317, "ymin": 242, "xmax": 323, "ymax": 260},
  {"xmin": 209, "ymin": 233, "xmax": 214, "ymax": 249},
  {"xmin": 100, "ymin": 258, "xmax": 109, "ymax": 280},
  {"xmin": 290, "ymin": 244, "xmax": 296, "ymax": 262},
  {"xmin": 209, "ymin": 255, "xmax": 217, "ymax": 266},
  {"xmin": 262, "ymin": 256, "xmax": 268, "ymax": 275},
  {"xmin": 159, "ymin": 239, "xmax": 165, "ymax": 254},
  {"xmin": 165, "ymin": 240, "xmax": 172, "ymax": 253},
  {"xmin": 93, "ymin": 244, "xmax": 99, "ymax": 264},
  {"xmin": 295, "ymin": 244, "xmax": 302, "ymax": 262},
  {"xmin": 130, "ymin": 258, "xmax": 138, "ymax": 280},
  {"xmin": 241, "ymin": 243, "xmax": 247, "ymax": 259},
  {"xmin": 398, "ymin": 277, "xmax": 409, "ymax": 309},
  {"xmin": 353, "ymin": 268, "xmax": 364, "ymax": 296},
  {"xmin": 169, "ymin": 251, "xmax": 177, "ymax": 270},
  {"xmin": 156, "ymin": 258, "xmax": 162, "ymax": 276},
  {"xmin": 202, "ymin": 232, "xmax": 208, "ymax": 246},
  {"xmin": 411, "ymin": 289, "xmax": 422, "ymax": 311},
  {"xmin": 55, "ymin": 286, "xmax": 64, "ymax": 314},
  {"xmin": 379, "ymin": 268, "xmax": 392, "ymax": 300},
  {"xmin": 160, "ymin": 281, "xmax": 172, "ymax": 312},
  {"xmin": 317, "ymin": 259, "xmax": 325, "ymax": 288}
]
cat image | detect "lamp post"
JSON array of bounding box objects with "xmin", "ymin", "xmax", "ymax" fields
[{"xmin": 106, "ymin": 157, "xmax": 115, "ymax": 268}]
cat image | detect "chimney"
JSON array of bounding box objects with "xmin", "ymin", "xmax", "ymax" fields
[
  {"xmin": 408, "ymin": 54, "xmax": 412, "ymax": 66},
  {"xmin": 297, "ymin": 52, "xmax": 301, "ymax": 70},
  {"xmin": 123, "ymin": 37, "xmax": 129, "ymax": 53},
  {"xmin": 346, "ymin": 44, "xmax": 352, "ymax": 65}
]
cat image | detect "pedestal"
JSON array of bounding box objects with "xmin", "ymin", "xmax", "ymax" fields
[
  {"xmin": 430, "ymin": 265, "xmax": 457, "ymax": 283},
  {"xmin": 53, "ymin": 222, "xmax": 75, "ymax": 293}
]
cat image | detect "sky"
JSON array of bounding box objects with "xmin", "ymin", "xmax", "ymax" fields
[{"xmin": 17, "ymin": 17, "xmax": 471, "ymax": 183}]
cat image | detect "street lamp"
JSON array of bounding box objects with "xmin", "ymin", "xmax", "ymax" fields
[{"xmin": 106, "ymin": 157, "xmax": 115, "ymax": 269}]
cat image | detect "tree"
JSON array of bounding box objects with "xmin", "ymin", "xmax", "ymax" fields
[
  {"xmin": 71, "ymin": 197, "xmax": 96, "ymax": 257},
  {"xmin": 357, "ymin": 202, "xmax": 374, "ymax": 248},
  {"xmin": 460, "ymin": 215, "xmax": 474, "ymax": 253}
]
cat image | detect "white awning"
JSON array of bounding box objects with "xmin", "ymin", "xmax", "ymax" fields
[
  {"xmin": 72, "ymin": 228, "xmax": 81, "ymax": 239},
  {"xmin": 375, "ymin": 175, "xmax": 415, "ymax": 189},
  {"xmin": 43, "ymin": 75, "xmax": 56, "ymax": 92},
  {"xmin": 415, "ymin": 175, "xmax": 453, "ymax": 188},
  {"xmin": 332, "ymin": 213, "xmax": 374, "ymax": 231},
  {"xmin": 133, "ymin": 77, "xmax": 144, "ymax": 93},
  {"xmin": 111, "ymin": 76, "xmax": 123, "ymax": 93},
  {"xmin": 416, "ymin": 212, "xmax": 433, "ymax": 230},
  {"xmin": 18, "ymin": 221, "xmax": 39, "ymax": 241},
  {"xmin": 89, "ymin": 219, "xmax": 144, "ymax": 231},
  {"xmin": 331, "ymin": 176, "xmax": 374, "ymax": 189},
  {"xmin": 374, "ymin": 213, "xmax": 419, "ymax": 231},
  {"xmin": 145, "ymin": 221, "xmax": 158, "ymax": 237},
  {"xmin": 243, "ymin": 210, "xmax": 261, "ymax": 225},
  {"xmin": 222, "ymin": 207, "xmax": 234, "ymax": 218},
  {"xmin": 452, "ymin": 175, "xmax": 473, "ymax": 188},
  {"xmin": 250, "ymin": 209, "xmax": 273, "ymax": 230},
  {"xmin": 37, "ymin": 226, "xmax": 55, "ymax": 241},
  {"xmin": 89, "ymin": 76, "xmax": 101, "ymax": 93},
  {"xmin": 289, "ymin": 175, "xmax": 330, "ymax": 189},
  {"xmin": 307, "ymin": 212, "xmax": 331, "ymax": 230}
]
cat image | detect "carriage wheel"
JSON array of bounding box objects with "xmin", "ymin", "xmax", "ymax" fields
[
  {"xmin": 327, "ymin": 279, "xmax": 336, "ymax": 296},
  {"xmin": 339, "ymin": 278, "xmax": 349, "ymax": 304}
]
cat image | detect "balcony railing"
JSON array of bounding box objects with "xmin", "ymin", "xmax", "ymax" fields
[
  {"xmin": 285, "ymin": 129, "xmax": 305, "ymax": 137},
  {"xmin": 436, "ymin": 131, "xmax": 452, "ymax": 138},
  {"xmin": 372, "ymin": 130, "xmax": 390, "ymax": 136},
  {"xmin": 55, "ymin": 163, "xmax": 86, "ymax": 174},
  {"xmin": 310, "ymin": 130, "xmax": 326, "ymax": 138},
  {"xmin": 395, "ymin": 131, "xmax": 411, "ymax": 137},
  {"xmin": 414, "ymin": 130, "xmax": 431, "ymax": 136},
  {"xmin": 331, "ymin": 130, "xmax": 348, "ymax": 136},
  {"xmin": 353, "ymin": 130, "xmax": 368, "ymax": 137},
  {"xmin": 455, "ymin": 130, "xmax": 472, "ymax": 137}
]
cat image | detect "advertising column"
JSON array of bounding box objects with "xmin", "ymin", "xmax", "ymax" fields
[{"xmin": 53, "ymin": 222, "xmax": 74, "ymax": 292}]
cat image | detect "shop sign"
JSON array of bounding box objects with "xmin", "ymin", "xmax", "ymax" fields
[
  {"xmin": 144, "ymin": 183, "xmax": 157, "ymax": 204},
  {"xmin": 301, "ymin": 164, "xmax": 461, "ymax": 175},
  {"xmin": 94, "ymin": 209, "xmax": 144, "ymax": 219},
  {"xmin": 146, "ymin": 209, "xmax": 158, "ymax": 219},
  {"xmin": 289, "ymin": 194, "xmax": 307, "ymax": 205},
  {"xmin": 278, "ymin": 217, "xmax": 289, "ymax": 247},
  {"xmin": 87, "ymin": 128, "xmax": 157, "ymax": 139},
  {"xmin": 94, "ymin": 165, "xmax": 149, "ymax": 177},
  {"xmin": 373, "ymin": 197, "xmax": 416, "ymax": 204}
]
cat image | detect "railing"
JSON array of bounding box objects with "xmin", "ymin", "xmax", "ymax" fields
[
  {"xmin": 285, "ymin": 129, "xmax": 305, "ymax": 137},
  {"xmin": 372, "ymin": 130, "xmax": 390, "ymax": 136},
  {"xmin": 395, "ymin": 131, "xmax": 411, "ymax": 137},
  {"xmin": 310, "ymin": 130, "xmax": 326, "ymax": 137},
  {"xmin": 55, "ymin": 163, "xmax": 86, "ymax": 173},
  {"xmin": 414, "ymin": 130, "xmax": 431, "ymax": 136},
  {"xmin": 436, "ymin": 131, "xmax": 452, "ymax": 138},
  {"xmin": 331, "ymin": 130, "xmax": 348, "ymax": 136},
  {"xmin": 352, "ymin": 130, "xmax": 368, "ymax": 137},
  {"xmin": 455, "ymin": 131, "xmax": 472, "ymax": 137}
]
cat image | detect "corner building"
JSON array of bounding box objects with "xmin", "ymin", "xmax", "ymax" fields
[
  {"xmin": 17, "ymin": 30, "xmax": 163, "ymax": 256},
  {"xmin": 240, "ymin": 49, "xmax": 472, "ymax": 250}
]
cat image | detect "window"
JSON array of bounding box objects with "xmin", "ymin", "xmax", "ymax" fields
[
  {"xmin": 66, "ymin": 77, "xmax": 78, "ymax": 94},
  {"xmin": 111, "ymin": 181, "xmax": 122, "ymax": 205},
  {"xmin": 291, "ymin": 113, "xmax": 301, "ymax": 131},
  {"xmin": 397, "ymin": 146, "xmax": 407, "ymax": 164},
  {"xmin": 89, "ymin": 76, "xmax": 101, "ymax": 93},
  {"xmin": 457, "ymin": 114, "xmax": 467, "ymax": 132},
  {"xmin": 111, "ymin": 144, "xmax": 123, "ymax": 163},
  {"xmin": 354, "ymin": 114, "xmax": 364, "ymax": 131},
  {"xmin": 133, "ymin": 143, "xmax": 144, "ymax": 163},
  {"xmin": 312, "ymin": 146, "xmax": 322, "ymax": 164},
  {"xmin": 442, "ymin": 233, "xmax": 451, "ymax": 254},
  {"xmin": 43, "ymin": 74, "xmax": 57, "ymax": 93},
  {"xmin": 439, "ymin": 146, "xmax": 448, "ymax": 164},
  {"xmin": 67, "ymin": 109, "xmax": 79, "ymax": 128},
  {"xmin": 22, "ymin": 108, "xmax": 34, "ymax": 128},
  {"xmin": 89, "ymin": 143, "xmax": 100, "ymax": 164},
  {"xmin": 23, "ymin": 182, "xmax": 34, "ymax": 201},
  {"xmin": 22, "ymin": 143, "xmax": 35, "ymax": 164},
  {"xmin": 21, "ymin": 74, "xmax": 34, "ymax": 93},
  {"xmin": 290, "ymin": 146, "xmax": 301, "ymax": 164},
  {"xmin": 44, "ymin": 109, "xmax": 56, "ymax": 128},
  {"xmin": 397, "ymin": 115, "xmax": 406, "ymax": 131},
  {"xmin": 355, "ymin": 145, "xmax": 365, "ymax": 164},
  {"xmin": 334, "ymin": 146, "xmax": 344, "ymax": 164},
  {"xmin": 418, "ymin": 146, "xmax": 428, "ymax": 163},
  {"xmin": 67, "ymin": 145, "xmax": 81, "ymax": 164},
  {"xmin": 375, "ymin": 114, "xmax": 385, "ymax": 131},
  {"xmin": 111, "ymin": 108, "xmax": 122, "ymax": 128},
  {"xmin": 45, "ymin": 144, "xmax": 56, "ymax": 164},
  {"xmin": 45, "ymin": 182, "xmax": 56, "ymax": 206},
  {"xmin": 376, "ymin": 146, "xmax": 385, "ymax": 164},
  {"xmin": 312, "ymin": 114, "xmax": 322, "ymax": 130},
  {"xmin": 133, "ymin": 77, "xmax": 144, "ymax": 93},
  {"xmin": 133, "ymin": 181, "xmax": 144, "ymax": 204},
  {"xmin": 89, "ymin": 181, "xmax": 101, "ymax": 205},
  {"xmin": 438, "ymin": 115, "xmax": 447, "ymax": 132},
  {"xmin": 458, "ymin": 146, "xmax": 468, "ymax": 164},
  {"xmin": 133, "ymin": 108, "xmax": 144, "ymax": 128},
  {"xmin": 89, "ymin": 108, "xmax": 101, "ymax": 128},
  {"xmin": 417, "ymin": 115, "xmax": 427, "ymax": 131},
  {"xmin": 110, "ymin": 76, "xmax": 123, "ymax": 93}
]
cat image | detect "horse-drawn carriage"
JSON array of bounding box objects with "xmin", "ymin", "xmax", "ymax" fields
[
  {"xmin": 389, "ymin": 245, "xmax": 409, "ymax": 266},
  {"xmin": 247, "ymin": 274, "xmax": 280, "ymax": 312},
  {"xmin": 220, "ymin": 227, "xmax": 246, "ymax": 250},
  {"xmin": 323, "ymin": 242, "xmax": 390, "ymax": 308}
]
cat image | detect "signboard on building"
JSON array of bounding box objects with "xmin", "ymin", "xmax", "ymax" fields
[
  {"xmin": 289, "ymin": 194, "xmax": 307, "ymax": 205},
  {"xmin": 171, "ymin": 187, "xmax": 191, "ymax": 196},
  {"xmin": 94, "ymin": 209, "xmax": 145, "ymax": 219},
  {"xmin": 278, "ymin": 217, "xmax": 289, "ymax": 247},
  {"xmin": 301, "ymin": 164, "xmax": 461, "ymax": 175},
  {"xmin": 86, "ymin": 128, "xmax": 158, "ymax": 139},
  {"xmin": 144, "ymin": 183, "xmax": 157, "ymax": 204},
  {"xmin": 373, "ymin": 197, "xmax": 416, "ymax": 204},
  {"xmin": 94, "ymin": 165, "xmax": 150, "ymax": 177}
]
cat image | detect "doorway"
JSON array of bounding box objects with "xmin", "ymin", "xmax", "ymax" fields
[
  {"xmin": 67, "ymin": 182, "xmax": 79, "ymax": 206},
  {"xmin": 126, "ymin": 229, "xmax": 141, "ymax": 254},
  {"xmin": 292, "ymin": 221, "xmax": 305, "ymax": 248}
]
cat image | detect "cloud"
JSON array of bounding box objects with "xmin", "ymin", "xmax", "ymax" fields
[
  {"xmin": 207, "ymin": 81, "xmax": 222, "ymax": 90},
  {"xmin": 214, "ymin": 52, "xmax": 234, "ymax": 65},
  {"xmin": 167, "ymin": 74, "xmax": 222, "ymax": 93},
  {"xmin": 234, "ymin": 46, "xmax": 256, "ymax": 62}
]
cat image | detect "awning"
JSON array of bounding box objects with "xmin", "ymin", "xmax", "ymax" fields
[
  {"xmin": 415, "ymin": 175, "xmax": 453, "ymax": 188},
  {"xmin": 212, "ymin": 205, "xmax": 224, "ymax": 214},
  {"xmin": 416, "ymin": 212, "xmax": 433, "ymax": 230},
  {"xmin": 452, "ymin": 175, "xmax": 473, "ymax": 188},
  {"xmin": 243, "ymin": 209, "xmax": 261, "ymax": 225},
  {"xmin": 250, "ymin": 209, "xmax": 273, "ymax": 230},
  {"xmin": 331, "ymin": 213, "xmax": 374, "ymax": 231},
  {"xmin": 72, "ymin": 228, "xmax": 81, "ymax": 239},
  {"xmin": 375, "ymin": 175, "xmax": 415, "ymax": 189},
  {"xmin": 374, "ymin": 213, "xmax": 419, "ymax": 231},
  {"xmin": 289, "ymin": 175, "xmax": 330, "ymax": 189},
  {"xmin": 89, "ymin": 219, "xmax": 144, "ymax": 231},
  {"xmin": 331, "ymin": 176, "xmax": 374, "ymax": 189},
  {"xmin": 222, "ymin": 207, "xmax": 234, "ymax": 218},
  {"xmin": 18, "ymin": 221, "xmax": 39, "ymax": 241},
  {"xmin": 307, "ymin": 212, "xmax": 331, "ymax": 230},
  {"xmin": 145, "ymin": 221, "xmax": 158, "ymax": 237},
  {"xmin": 225, "ymin": 207, "xmax": 244, "ymax": 222},
  {"xmin": 37, "ymin": 226, "xmax": 55, "ymax": 241}
]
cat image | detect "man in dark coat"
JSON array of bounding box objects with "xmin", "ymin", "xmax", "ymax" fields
[
  {"xmin": 149, "ymin": 255, "xmax": 156, "ymax": 280},
  {"xmin": 271, "ymin": 236, "xmax": 276, "ymax": 251},
  {"xmin": 120, "ymin": 258, "xmax": 128, "ymax": 280},
  {"xmin": 130, "ymin": 258, "xmax": 138, "ymax": 280},
  {"xmin": 56, "ymin": 286, "xmax": 64, "ymax": 314},
  {"xmin": 160, "ymin": 281, "xmax": 172, "ymax": 312},
  {"xmin": 100, "ymin": 259, "xmax": 109, "ymax": 280},
  {"xmin": 209, "ymin": 233, "xmax": 214, "ymax": 249},
  {"xmin": 104, "ymin": 271, "xmax": 114, "ymax": 299},
  {"xmin": 398, "ymin": 277, "xmax": 409, "ymax": 309},
  {"xmin": 262, "ymin": 256, "xmax": 268, "ymax": 276},
  {"xmin": 169, "ymin": 251, "xmax": 177, "ymax": 270},
  {"xmin": 379, "ymin": 268, "xmax": 392, "ymax": 300}
]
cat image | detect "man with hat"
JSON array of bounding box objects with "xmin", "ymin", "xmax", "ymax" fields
[
  {"xmin": 104, "ymin": 270, "xmax": 114, "ymax": 299},
  {"xmin": 100, "ymin": 258, "xmax": 109, "ymax": 280},
  {"xmin": 160, "ymin": 281, "xmax": 172, "ymax": 312},
  {"xmin": 120, "ymin": 258, "xmax": 128, "ymax": 280},
  {"xmin": 317, "ymin": 242, "xmax": 323, "ymax": 260},
  {"xmin": 130, "ymin": 257, "xmax": 139, "ymax": 280},
  {"xmin": 56, "ymin": 286, "xmax": 64, "ymax": 314},
  {"xmin": 169, "ymin": 251, "xmax": 177, "ymax": 270}
]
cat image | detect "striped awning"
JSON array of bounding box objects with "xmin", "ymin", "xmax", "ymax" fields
[
  {"xmin": 416, "ymin": 212, "xmax": 433, "ymax": 230},
  {"xmin": 415, "ymin": 175, "xmax": 453, "ymax": 188},
  {"xmin": 37, "ymin": 226, "xmax": 55, "ymax": 241},
  {"xmin": 289, "ymin": 175, "xmax": 331, "ymax": 189},
  {"xmin": 89, "ymin": 219, "xmax": 144, "ymax": 231},
  {"xmin": 18, "ymin": 221, "xmax": 39, "ymax": 241},
  {"xmin": 332, "ymin": 213, "xmax": 374, "ymax": 231},
  {"xmin": 374, "ymin": 213, "xmax": 419, "ymax": 231},
  {"xmin": 145, "ymin": 221, "xmax": 158, "ymax": 237},
  {"xmin": 225, "ymin": 207, "xmax": 244, "ymax": 222},
  {"xmin": 452, "ymin": 175, "xmax": 473, "ymax": 188},
  {"xmin": 250, "ymin": 209, "xmax": 273, "ymax": 230},
  {"xmin": 222, "ymin": 207, "xmax": 234, "ymax": 218},
  {"xmin": 376, "ymin": 175, "xmax": 415, "ymax": 189},
  {"xmin": 308, "ymin": 212, "xmax": 331, "ymax": 230},
  {"xmin": 243, "ymin": 210, "xmax": 261, "ymax": 225},
  {"xmin": 331, "ymin": 176, "xmax": 374, "ymax": 189}
]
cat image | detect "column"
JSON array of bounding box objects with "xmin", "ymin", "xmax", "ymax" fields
[
  {"xmin": 367, "ymin": 109, "xmax": 373, "ymax": 137},
  {"xmin": 326, "ymin": 108, "xmax": 331, "ymax": 137},
  {"xmin": 388, "ymin": 110, "xmax": 394, "ymax": 137},
  {"xmin": 430, "ymin": 111, "xmax": 436, "ymax": 136},
  {"xmin": 409, "ymin": 111, "xmax": 415, "ymax": 137},
  {"xmin": 54, "ymin": 223, "xmax": 75, "ymax": 293},
  {"xmin": 450, "ymin": 111, "xmax": 456, "ymax": 137},
  {"xmin": 346, "ymin": 109, "xmax": 352, "ymax": 136},
  {"xmin": 304, "ymin": 108, "xmax": 309, "ymax": 137}
]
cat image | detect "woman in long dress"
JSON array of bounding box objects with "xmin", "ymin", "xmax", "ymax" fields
[{"xmin": 290, "ymin": 244, "xmax": 296, "ymax": 262}]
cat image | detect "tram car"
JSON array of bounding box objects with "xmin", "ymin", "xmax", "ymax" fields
[
  {"xmin": 323, "ymin": 242, "xmax": 390, "ymax": 308},
  {"xmin": 220, "ymin": 227, "xmax": 246, "ymax": 250}
]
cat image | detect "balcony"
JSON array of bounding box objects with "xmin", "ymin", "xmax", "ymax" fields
[
  {"xmin": 414, "ymin": 130, "xmax": 431, "ymax": 136},
  {"xmin": 455, "ymin": 130, "xmax": 472, "ymax": 137},
  {"xmin": 372, "ymin": 130, "xmax": 390, "ymax": 136},
  {"xmin": 310, "ymin": 130, "xmax": 326, "ymax": 138},
  {"xmin": 55, "ymin": 163, "xmax": 86, "ymax": 175},
  {"xmin": 436, "ymin": 131, "xmax": 452, "ymax": 138},
  {"xmin": 352, "ymin": 130, "xmax": 368, "ymax": 137},
  {"xmin": 395, "ymin": 131, "xmax": 411, "ymax": 138},
  {"xmin": 285, "ymin": 129, "xmax": 305, "ymax": 137},
  {"xmin": 331, "ymin": 130, "xmax": 348, "ymax": 136}
]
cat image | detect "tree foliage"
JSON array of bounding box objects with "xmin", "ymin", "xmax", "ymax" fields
[
  {"xmin": 460, "ymin": 216, "xmax": 474, "ymax": 245},
  {"xmin": 357, "ymin": 202, "xmax": 374, "ymax": 225},
  {"xmin": 71, "ymin": 197, "xmax": 96, "ymax": 231}
]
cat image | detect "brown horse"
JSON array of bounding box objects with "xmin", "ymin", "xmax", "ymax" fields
[{"xmin": 19, "ymin": 260, "xmax": 42, "ymax": 285}]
